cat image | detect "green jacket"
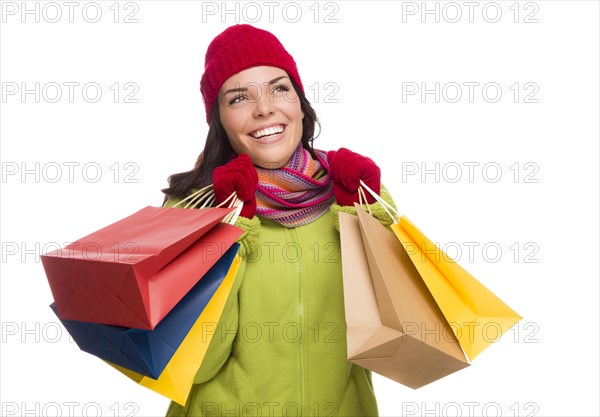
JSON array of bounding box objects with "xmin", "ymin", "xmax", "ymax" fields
[{"xmin": 164, "ymin": 185, "xmax": 397, "ymax": 417}]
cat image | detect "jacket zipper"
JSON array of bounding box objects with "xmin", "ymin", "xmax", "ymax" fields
[{"xmin": 289, "ymin": 227, "xmax": 305, "ymax": 414}]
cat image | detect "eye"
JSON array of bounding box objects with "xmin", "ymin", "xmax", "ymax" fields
[
  {"xmin": 273, "ymin": 83, "xmax": 291, "ymax": 94},
  {"xmin": 229, "ymin": 94, "xmax": 246, "ymax": 105}
]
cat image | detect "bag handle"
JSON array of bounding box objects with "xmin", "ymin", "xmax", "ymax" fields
[
  {"xmin": 169, "ymin": 185, "xmax": 243, "ymax": 226},
  {"xmin": 357, "ymin": 185, "xmax": 372, "ymax": 216},
  {"xmin": 169, "ymin": 184, "xmax": 213, "ymax": 209},
  {"xmin": 215, "ymin": 191, "xmax": 243, "ymax": 225},
  {"xmin": 358, "ymin": 179, "xmax": 400, "ymax": 224}
]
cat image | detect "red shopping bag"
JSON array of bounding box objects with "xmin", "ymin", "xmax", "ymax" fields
[{"xmin": 41, "ymin": 206, "xmax": 243, "ymax": 330}]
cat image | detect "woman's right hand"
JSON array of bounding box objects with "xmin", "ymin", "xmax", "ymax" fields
[{"xmin": 212, "ymin": 153, "xmax": 258, "ymax": 219}]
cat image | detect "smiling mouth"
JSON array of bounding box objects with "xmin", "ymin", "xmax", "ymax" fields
[{"xmin": 249, "ymin": 124, "xmax": 286, "ymax": 139}]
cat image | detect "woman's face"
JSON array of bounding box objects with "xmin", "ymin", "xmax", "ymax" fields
[{"xmin": 218, "ymin": 66, "xmax": 304, "ymax": 169}]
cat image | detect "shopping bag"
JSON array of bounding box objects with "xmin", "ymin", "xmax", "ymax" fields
[
  {"xmin": 49, "ymin": 243, "xmax": 240, "ymax": 379},
  {"xmin": 391, "ymin": 216, "xmax": 522, "ymax": 361},
  {"xmin": 339, "ymin": 210, "xmax": 469, "ymax": 389},
  {"xmin": 105, "ymin": 250, "xmax": 242, "ymax": 406},
  {"xmin": 356, "ymin": 180, "xmax": 522, "ymax": 362},
  {"xmin": 41, "ymin": 206, "xmax": 243, "ymax": 329}
]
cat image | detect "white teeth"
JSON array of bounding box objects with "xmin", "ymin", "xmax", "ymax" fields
[{"xmin": 252, "ymin": 125, "xmax": 284, "ymax": 139}]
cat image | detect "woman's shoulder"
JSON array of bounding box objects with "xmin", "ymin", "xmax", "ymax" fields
[{"xmin": 329, "ymin": 182, "xmax": 398, "ymax": 232}]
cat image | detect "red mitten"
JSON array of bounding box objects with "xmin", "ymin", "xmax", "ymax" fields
[
  {"xmin": 212, "ymin": 153, "xmax": 258, "ymax": 219},
  {"xmin": 327, "ymin": 147, "xmax": 381, "ymax": 206}
]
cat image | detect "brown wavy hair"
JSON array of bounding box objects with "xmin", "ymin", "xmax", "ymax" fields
[{"xmin": 161, "ymin": 78, "xmax": 321, "ymax": 205}]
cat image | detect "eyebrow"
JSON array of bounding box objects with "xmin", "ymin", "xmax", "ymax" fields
[{"xmin": 222, "ymin": 76, "xmax": 290, "ymax": 97}]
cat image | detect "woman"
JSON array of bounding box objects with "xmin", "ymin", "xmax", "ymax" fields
[{"xmin": 162, "ymin": 24, "xmax": 397, "ymax": 417}]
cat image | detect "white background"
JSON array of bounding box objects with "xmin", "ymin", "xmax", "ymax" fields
[{"xmin": 1, "ymin": 1, "xmax": 598, "ymax": 416}]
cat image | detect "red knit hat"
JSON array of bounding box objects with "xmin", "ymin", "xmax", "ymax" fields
[{"xmin": 200, "ymin": 24, "xmax": 305, "ymax": 124}]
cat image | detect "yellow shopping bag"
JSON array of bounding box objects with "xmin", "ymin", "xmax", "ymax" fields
[
  {"xmin": 358, "ymin": 182, "xmax": 522, "ymax": 361},
  {"xmin": 106, "ymin": 253, "xmax": 241, "ymax": 405},
  {"xmin": 391, "ymin": 216, "xmax": 522, "ymax": 360}
]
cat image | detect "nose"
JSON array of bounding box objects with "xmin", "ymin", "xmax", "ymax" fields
[{"xmin": 252, "ymin": 85, "xmax": 275, "ymax": 118}]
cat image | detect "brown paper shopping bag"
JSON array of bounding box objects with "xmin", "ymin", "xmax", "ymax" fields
[{"xmin": 339, "ymin": 210, "xmax": 469, "ymax": 389}]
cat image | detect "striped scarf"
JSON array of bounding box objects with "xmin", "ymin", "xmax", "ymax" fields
[{"xmin": 255, "ymin": 144, "xmax": 335, "ymax": 228}]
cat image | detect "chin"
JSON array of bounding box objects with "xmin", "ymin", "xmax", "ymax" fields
[{"xmin": 253, "ymin": 148, "xmax": 298, "ymax": 169}]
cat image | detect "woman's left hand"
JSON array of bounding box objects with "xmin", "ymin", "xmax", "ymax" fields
[{"xmin": 327, "ymin": 147, "xmax": 381, "ymax": 206}]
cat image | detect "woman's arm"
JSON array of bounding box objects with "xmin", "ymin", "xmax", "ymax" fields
[{"xmin": 162, "ymin": 195, "xmax": 246, "ymax": 384}]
